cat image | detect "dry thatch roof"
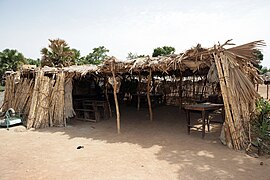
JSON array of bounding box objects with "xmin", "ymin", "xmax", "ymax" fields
[
  {"xmin": 20, "ymin": 40, "xmax": 265, "ymax": 80},
  {"xmin": 100, "ymin": 40, "xmax": 265, "ymax": 80}
]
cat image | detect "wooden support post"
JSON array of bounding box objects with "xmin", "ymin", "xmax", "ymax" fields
[
  {"xmin": 163, "ymin": 76, "xmax": 167, "ymax": 105},
  {"xmin": 201, "ymin": 76, "xmax": 207, "ymax": 101},
  {"xmin": 179, "ymin": 73, "xmax": 183, "ymax": 109},
  {"xmin": 192, "ymin": 75, "xmax": 195, "ymax": 100},
  {"xmin": 267, "ymin": 84, "xmax": 269, "ymax": 99},
  {"xmin": 105, "ymin": 77, "xmax": 112, "ymax": 118},
  {"xmin": 111, "ymin": 61, "xmax": 121, "ymax": 134},
  {"xmin": 137, "ymin": 73, "xmax": 141, "ymax": 111},
  {"xmin": 147, "ymin": 70, "xmax": 153, "ymax": 121}
]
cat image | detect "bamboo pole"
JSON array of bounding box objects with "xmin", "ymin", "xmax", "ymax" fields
[
  {"xmin": 147, "ymin": 69, "xmax": 153, "ymax": 121},
  {"xmin": 111, "ymin": 61, "xmax": 121, "ymax": 134},
  {"xmin": 137, "ymin": 72, "xmax": 141, "ymax": 111}
]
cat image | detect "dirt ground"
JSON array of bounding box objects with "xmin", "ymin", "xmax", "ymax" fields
[{"xmin": 0, "ymin": 89, "xmax": 270, "ymax": 180}]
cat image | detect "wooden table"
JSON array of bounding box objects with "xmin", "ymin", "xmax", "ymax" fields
[{"xmin": 184, "ymin": 103, "xmax": 224, "ymax": 138}]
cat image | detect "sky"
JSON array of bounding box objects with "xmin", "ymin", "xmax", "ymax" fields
[{"xmin": 0, "ymin": 0, "xmax": 270, "ymax": 67}]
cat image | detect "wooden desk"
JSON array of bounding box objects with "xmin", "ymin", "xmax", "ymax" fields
[
  {"xmin": 184, "ymin": 103, "xmax": 224, "ymax": 138},
  {"xmin": 74, "ymin": 99, "xmax": 109, "ymax": 122}
]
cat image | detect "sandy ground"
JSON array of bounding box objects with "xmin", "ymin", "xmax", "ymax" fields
[
  {"xmin": 0, "ymin": 88, "xmax": 270, "ymax": 180},
  {"xmin": 258, "ymin": 84, "xmax": 269, "ymax": 99}
]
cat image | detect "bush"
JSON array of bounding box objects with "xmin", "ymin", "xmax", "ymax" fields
[{"xmin": 252, "ymin": 98, "xmax": 270, "ymax": 155}]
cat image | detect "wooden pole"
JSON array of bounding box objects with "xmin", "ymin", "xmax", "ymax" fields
[
  {"xmin": 179, "ymin": 73, "xmax": 183, "ymax": 109},
  {"xmin": 192, "ymin": 75, "xmax": 195, "ymax": 100},
  {"xmin": 147, "ymin": 69, "xmax": 153, "ymax": 121},
  {"xmin": 111, "ymin": 61, "xmax": 121, "ymax": 134},
  {"xmin": 163, "ymin": 76, "xmax": 167, "ymax": 105},
  {"xmin": 267, "ymin": 84, "xmax": 269, "ymax": 99},
  {"xmin": 201, "ymin": 75, "xmax": 207, "ymax": 101},
  {"xmin": 105, "ymin": 77, "xmax": 112, "ymax": 117},
  {"xmin": 137, "ymin": 72, "xmax": 141, "ymax": 111}
]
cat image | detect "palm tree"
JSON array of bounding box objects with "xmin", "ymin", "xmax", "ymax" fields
[
  {"xmin": 41, "ymin": 39, "xmax": 76, "ymax": 67},
  {"xmin": 0, "ymin": 49, "xmax": 26, "ymax": 80}
]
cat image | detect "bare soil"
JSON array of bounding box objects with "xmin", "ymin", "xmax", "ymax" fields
[{"xmin": 0, "ymin": 89, "xmax": 270, "ymax": 179}]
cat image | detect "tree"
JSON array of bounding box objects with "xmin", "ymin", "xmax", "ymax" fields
[
  {"xmin": 80, "ymin": 46, "xmax": 109, "ymax": 65},
  {"xmin": 261, "ymin": 67, "xmax": 268, "ymax": 74},
  {"xmin": 0, "ymin": 49, "xmax": 26, "ymax": 79},
  {"xmin": 152, "ymin": 46, "xmax": 175, "ymax": 57},
  {"xmin": 26, "ymin": 58, "xmax": 40, "ymax": 66},
  {"xmin": 126, "ymin": 52, "xmax": 145, "ymax": 60},
  {"xmin": 41, "ymin": 39, "xmax": 76, "ymax": 67},
  {"xmin": 71, "ymin": 48, "xmax": 81, "ymax": 61},
  {"xmin": 253, "ymin": 49, "xmax": 264, "ymax": 72}
]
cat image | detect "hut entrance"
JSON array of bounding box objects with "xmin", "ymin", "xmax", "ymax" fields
[{"xmin": 72, "ymin": 76, "xmax": 110, "ymax": 123}]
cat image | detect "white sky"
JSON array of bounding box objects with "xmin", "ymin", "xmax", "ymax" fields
[{"xmin": 0, "ymin": 0, "xmax": 270, "ymax": 67}]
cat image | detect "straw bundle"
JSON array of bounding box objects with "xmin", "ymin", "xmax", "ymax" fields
[
  {"xmin": 2, "ymin": 75, "xmax": 15, "ymax": 110},
  {"xmin": 27, "ymin": 71, "xmax": 43, "ymax": 128},
  {"xmin": 33, "ymin": 75, "xmax": 51, "ymax": 128},
  {"xmin": 13, "ymin": 79, "xmax": 34, "ymax": 111},
  {"xmin": 64, "ymin": 77, "xmax": 75, "ymax": 121},
  {"xmin": 213, "ymin": 40, "xmax": 264, "ymax": 150},
  {"xmin": 49, "ymin": 72, "xmax": 65, "ymax": 127}
]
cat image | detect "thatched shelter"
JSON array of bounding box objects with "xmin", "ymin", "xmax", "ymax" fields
[{"xmin": 2, "ymin": 40, "xmax": 265, "ymax": 150}]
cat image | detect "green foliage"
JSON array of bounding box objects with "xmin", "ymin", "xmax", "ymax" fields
[
  {"xmin": 252, "ymin": 98, "xmax": 270, "ymax": 154},
  {"xmin": 26, "ymin": 58, "xmax": 40, "ymax": 66},
  {"xmin": 0, "ymin": 49, "xmax": 26, "ymax": 80},
  {"xmin": 41, "ymin": 39, "xmax": 76, "ymax": 67},
  {"xmin": 253, "ymin": 49, "xmax": 264, "ymax": 72},
  {"xmin": 78, "ymin": 46, "xmax": 109, "ymax": 65},
  {"xmin": 261, "ymin": 67, "xmax": 269, "ymax": 74},
  {"xmin": 152, "ymin": 46, "xmax": 175, "ymax": 57},
  {"xmin": 71, "ymin": 49, "xmax": 81, "ymax": 61},
  {"xmin": 126, "ymin": 52, "xmax": 145, "ymax": 60}
]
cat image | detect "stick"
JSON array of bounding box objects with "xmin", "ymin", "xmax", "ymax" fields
[
  {"xmin": 147, "ymin": 69, "xmax": 153, "ymax": 121},
  {"xmin": 111, "ymin": 60, "xmax": 121, "ymax": 133},
  {"xmin": 267, "ymin": 84, "xmax": 269, "ymax": 99},
  {"xmin": 137, "ymin": 72, "xmax": 141, "ymax": 111},
  {"xmin": 105, "ymin": 77, "xmax": 112, "ymax": 117},
  {"xmin": 179, "ymin": 73, "xmax": 183, "ymax": 109}
]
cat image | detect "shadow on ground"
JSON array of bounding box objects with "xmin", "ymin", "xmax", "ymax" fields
[{"xmin": 34, "ymin": 105, "xmax": 268, "ymax": 179}]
